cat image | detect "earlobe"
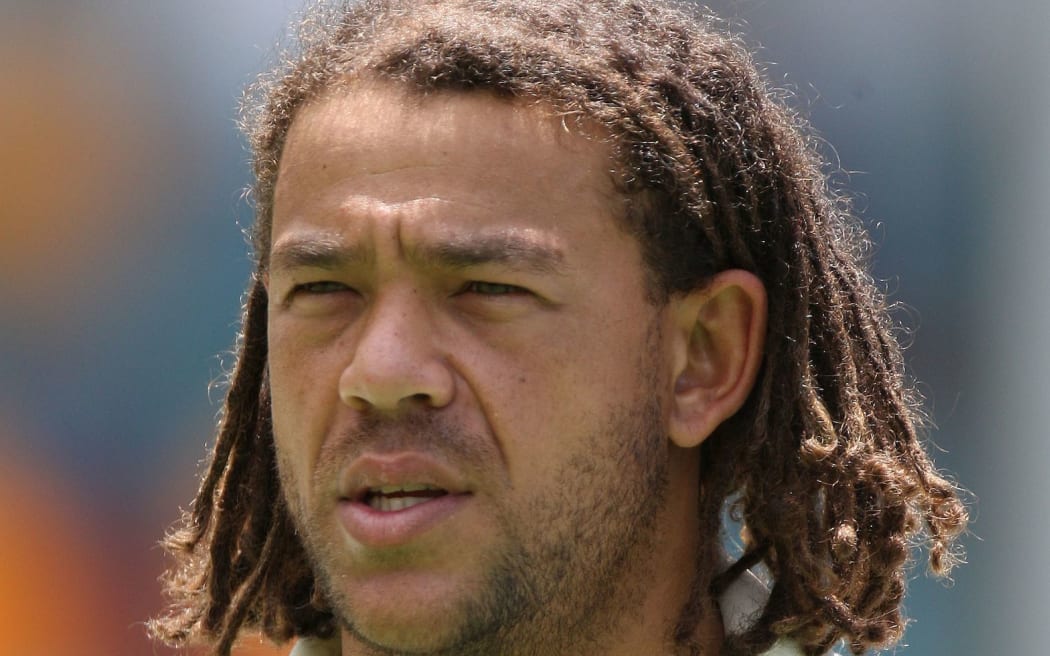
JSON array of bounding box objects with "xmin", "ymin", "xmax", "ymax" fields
[{"xmin": 668, "ymin": 270, "xmax": 767, "ymax": 448}]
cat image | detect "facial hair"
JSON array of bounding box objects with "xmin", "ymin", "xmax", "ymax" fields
[{"xmin": 277, "ymin": 344, "xmax": 674, "ymax": 656}]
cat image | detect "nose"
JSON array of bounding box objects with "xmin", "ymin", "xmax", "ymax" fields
[{"xmin": 338, "ymin": 289, "xmax": 455, "ymax": 412}]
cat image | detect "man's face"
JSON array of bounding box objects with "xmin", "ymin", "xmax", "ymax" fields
[{"xmin": 266, "ymin": 82, "xmax": 698, "ymax": 655}]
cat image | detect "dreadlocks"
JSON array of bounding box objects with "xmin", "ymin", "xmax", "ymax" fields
[{"xmin": 150, "ymin": 1, "xmax": 967, "ymax": 654}]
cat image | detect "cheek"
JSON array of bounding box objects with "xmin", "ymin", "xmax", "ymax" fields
[
  {"xmin": 480, "ymin": 328, "xmax": 649, "ymax": 477},
  {"xmin": 533, "ymin": 323, "xmax": 650, "ymax": 404},
  {"xmin": 267, "ymin": 322, "xmax": 344, "ymax": 487}
]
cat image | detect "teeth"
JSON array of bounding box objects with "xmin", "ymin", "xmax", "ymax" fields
[
  {"xmin": 364, "ymin": 483, "xmax": 446, "ymax": 512},
  {"xmin": 374, "ymin": 483, "xmax": 440, "ymax": 495},
  {"xmin": 369, "ymin": 495, "xmax": 434, "ymax": 512}
]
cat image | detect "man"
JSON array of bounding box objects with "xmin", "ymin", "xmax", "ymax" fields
[{"xmin": 151, "ymin": 1, "xmax": 966, "ymax": 655}]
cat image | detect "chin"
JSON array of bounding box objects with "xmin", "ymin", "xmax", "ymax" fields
[{"xmin": 336, "ymin": 571, "xmax": 488, "ymax": 653}]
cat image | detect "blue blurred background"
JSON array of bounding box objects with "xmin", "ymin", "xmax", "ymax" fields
[{"xmin": 0, "ymin": 1, "xmax": 1046, "ymax": 654}]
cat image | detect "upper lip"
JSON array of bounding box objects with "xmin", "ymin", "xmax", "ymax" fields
[{"xmin": 338, "ymin": 452, "xmax": 472, "ymax": 502}]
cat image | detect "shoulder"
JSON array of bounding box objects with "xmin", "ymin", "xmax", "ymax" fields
[
  {"xmin": 760, "ymin": 641, "xmax": 843, "ymax": 656},
  {"xmin": 288, "ymin": 636, "xmax": 339, "ymax": 656},
  {"xmin": 759, "ymin": 638, "xmax": 841, "ymax": 656},
  {"xmin": 760, "ymin": 640, "xmax": 807, "ymax": 656}
]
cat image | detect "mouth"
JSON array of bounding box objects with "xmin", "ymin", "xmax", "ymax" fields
[
  {"xmin": 337, "ymin": 452, "xmax": 476, "ymax": 548},
  {"xmin": 358, "ymin": 483, "xmax": 451, "ymax": 512}
]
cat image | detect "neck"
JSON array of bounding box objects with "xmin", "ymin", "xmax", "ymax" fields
[{"xmin": 596, "ymin": 444, "xmax": 723, "ymax": 656}]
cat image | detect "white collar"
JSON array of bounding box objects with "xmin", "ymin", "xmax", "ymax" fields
[
  {"xmin": 288, "ymin": 569, "xmax": 810, "ymax": 656},
  {"xmin": 717, "ymin": 568, "xmax": 808, "ymax": 656}
]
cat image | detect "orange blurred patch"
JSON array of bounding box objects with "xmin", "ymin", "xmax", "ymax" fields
[
  {"xmin": 0, "ymin": 448, "xmax": 121, "ymax": 654},
  {"xmin": 0, "ymin": 437, "xmax": 290, "ymax": 655}
]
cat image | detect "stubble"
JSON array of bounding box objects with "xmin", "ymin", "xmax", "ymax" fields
[{"xmin": 277, "ymin": 337, "xmax": 676, "ymax": 656}]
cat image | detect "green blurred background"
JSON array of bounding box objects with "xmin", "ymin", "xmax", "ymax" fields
[{"xmin": 1, "ymin": 1, "xmax": 1047, "ymax": 654}]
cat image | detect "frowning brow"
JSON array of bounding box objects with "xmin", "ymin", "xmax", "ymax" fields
[
  {"xmin": 267, "ymin": 232, "xmax": 567, "ymax": 276},
  {"xmin": 412, "ymin": 234, "xmax": 567, "ymax": 275}
]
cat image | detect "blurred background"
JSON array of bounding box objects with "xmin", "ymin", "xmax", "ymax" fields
[{"xmin": 0, "ymin": 0, "xmax": 1046, "ymax": 654}]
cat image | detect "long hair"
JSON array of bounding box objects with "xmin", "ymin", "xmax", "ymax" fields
[{"xmin": 150, "ymin": 1, "xmax": 967, "ymax": 654}]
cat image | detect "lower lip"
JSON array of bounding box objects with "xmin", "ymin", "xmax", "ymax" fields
[{"xmin": 338, "ymin": 494, "xmax": 472, "ymax": 548}]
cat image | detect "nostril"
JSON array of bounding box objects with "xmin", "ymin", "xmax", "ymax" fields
[{"xmin": 337, "ymin": 348, "xmax": 456, "ymax": 411}]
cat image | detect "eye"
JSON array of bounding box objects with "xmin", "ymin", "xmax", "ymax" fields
[
  {"xmin": 281, "ymin": 280, "xmax": 358, "ymax": 310},
  {"xmin": 460, "ymin": 281, "xmax": 529, "ymax": 296},
  {"xmin": 293, "ymin": 280, "xmax": 352, "ymax": 295}
]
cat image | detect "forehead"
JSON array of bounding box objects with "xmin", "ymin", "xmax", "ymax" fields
[{"xmin": 271, "ymin": 80, "xmax": 626, "ymax": 244}]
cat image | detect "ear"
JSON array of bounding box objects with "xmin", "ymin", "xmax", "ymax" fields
[{"xmin": 667, "ymin": 270, "xmax": 767, "ymax": 448}]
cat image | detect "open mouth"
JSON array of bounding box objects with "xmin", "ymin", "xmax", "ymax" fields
[
  {"xmin": 360, "ymin": 484, "xmax": 450, "ymax": 512},
  {"xmin": 339, "ymin": 462, "xmax": 474, "ymax": 547}
]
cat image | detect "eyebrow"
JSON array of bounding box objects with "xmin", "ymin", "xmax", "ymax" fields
[
  {"xmin": 267, "ymin": 232, "xmax": 567, "ymax": 276},
  {"xmin": 268, "ymin": 236, "xmax": 371, "ymax": 273},
  {"xmin": 412, "ymin": 233, "xmax": 567, "ymax": 275}
]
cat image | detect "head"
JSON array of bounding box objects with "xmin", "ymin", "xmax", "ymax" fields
[{"xmin": 152, "ymin": 1, "xmax": 966, "ymax": 655}]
